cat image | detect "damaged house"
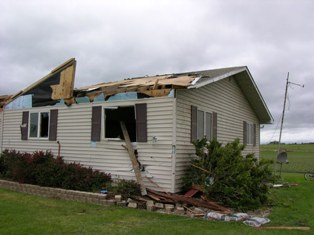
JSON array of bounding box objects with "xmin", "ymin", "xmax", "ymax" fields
[{"xmin": 0, "ymin": 58, "xmax": 273, "ymax": 193}]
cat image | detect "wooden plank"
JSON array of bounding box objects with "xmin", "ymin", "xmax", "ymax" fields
[
  {"xmin": 140, "ymin": 89, "xmax": 171, "ymax": 97},
  {"xmin": 184, "ymin": 188, "xmax": 199, "ymax": 198},
  {"xmin": 120, "ymin": 121, "xmax": 147, "ymax": 195},
  {"xmin": 147, "ymin": 188, "xmax": 231, "ymax": 213},
  {"xmin": 258, "ymin": 226, "xmax": 310, "ymax": 231}
]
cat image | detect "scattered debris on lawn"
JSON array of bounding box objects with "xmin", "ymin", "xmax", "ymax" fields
[
  {"xmin": 205, "ymin": 212, "xmax": 270, "ymax": 227},
  {"xmin": 271, "ymin": 183, "xmax": 299, "ymax": 188}
]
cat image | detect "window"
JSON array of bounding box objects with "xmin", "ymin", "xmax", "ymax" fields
[
  {"xmin": 191, "ymin": 106, "xmax": 217, "ymax": 142},
  {"xmin": 197, "ymin": 110, "xmax": 213, "ymax": 140},
  {"xmin": 91, "ymin": 104, "xmax": 147, "ymax": 142},
  {"xmin": 244, "ymin": 121, "xmax": 256, "ymax": 146},
  {"xmin": 29, "ymin": 112, "xmax": 49, "ymax": 138},
  {"xmin": 104, "ymin": 106, "xmax": 136, "ymax": 142}
]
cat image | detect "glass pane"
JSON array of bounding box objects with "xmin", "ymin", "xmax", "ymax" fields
[
  {"xmin": 205, "ymin": 112, "xmax": 212, "ymax": 140},
  {"xmin": 197, "ymin": 110, "xmax": 204, "ymax": 140},
  {"xmin": 30, "ymin": 113, "xmax": 38, "ymax": 137},
  {"xmin": 40, "ymin": 112, "xmax": 49, "ymax": 138}
]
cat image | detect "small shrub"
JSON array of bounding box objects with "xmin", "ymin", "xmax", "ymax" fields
[
  {"xmin": 111, "ymin": 179, "xmax": 141, "ymax": 199},
  {"xmin": 0, "ymin": 150, "xmax": 111, "ymax": 192},
  {"xmin": 182, "ymin": 138, "xmax": 275, "ymax": 211}
]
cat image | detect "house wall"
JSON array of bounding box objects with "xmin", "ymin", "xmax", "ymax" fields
[
  {"xmin": 0, "ymin": 111, "xmax": 3, "ymax": 152},
  {"xmin": 1, "ymin": 97, "xmax": 176, "ymax": 192},
  {"xmin": 174, "ymin": 76, "xmax": 260, "ymax": 192}
]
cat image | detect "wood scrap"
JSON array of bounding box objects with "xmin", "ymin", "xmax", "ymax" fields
[
  {"xmin": 184, "ymin": 188, "xmax": 199, "ymax": 198},
  {"xmin": 146, "ymin": 188, "xmax": 231, "ymax": 213},
  {"xmin": 120, "ymin": 121, "xmax": 147, "ymax": 196},
  {"xmin": 258, "ymin": 226, "xmax": 310, "ymax": 231},
  {"xmin": 191, "ymin": 164, "xmax": 211, "ymax": 174},
  {"xmin": 200, "ymin": 195, "xmax": 231, "ymax": 213}
]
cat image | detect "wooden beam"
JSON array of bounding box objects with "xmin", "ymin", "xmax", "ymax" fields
[
  {"xmin": 258, "ymin": 226, "xmax": 310, "ymax": 231},
  {"xmin": 120, "ymin": 121, "xmax": 147, "ymax": 195},
  {"xmin": 140, "ymin": 89, "xmax": 171, "ymax": 97}
]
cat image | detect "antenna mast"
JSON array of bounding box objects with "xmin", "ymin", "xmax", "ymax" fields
[
  {"xmin": 277, "ymin": 72, "xmax": 304, "ymax": 154},
  {"xmin": 277, "ymin": 73, "xmax": 289, "ymax": 154}
]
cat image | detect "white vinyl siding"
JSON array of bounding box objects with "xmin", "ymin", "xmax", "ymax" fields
[
  {"xmin": 174, "ymin": 76, "xmax": 260, "ymax": 192},
  {"xmin": 0, "ymin": 112, "xmax": 3, "ymax": 152},
  {"xmin": 0, "ymin": 97, "xmax": 176, "ymax": 192}
]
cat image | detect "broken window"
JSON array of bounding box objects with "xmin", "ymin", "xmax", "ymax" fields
[
  {"xmin": 29, "ymin": 112, "xmax": 49, "ymax": 138},
  {"xmin": 104, "ymin": 106, "xmax": 137, "ymax": 142}
]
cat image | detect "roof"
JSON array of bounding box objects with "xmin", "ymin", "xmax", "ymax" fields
[
  {"xmin": 188, "ymin": 66, "xmax": 273, "ymax": 124},
  {"xmin": 75, "ymin": 66, "xmax": 272, "ymax": 124},
  {"xmin": 2, "ymin": 58, "xmax": 272, "ymax": 124}
]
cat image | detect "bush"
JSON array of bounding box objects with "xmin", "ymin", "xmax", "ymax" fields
[
  {"xmin": 0, "ymin": 150, "xmax": 111, "ymax": 192},
  {"xmin": 110, "ymin": 179, "xmax": 141, "ymax": 199},
  {"xmin": 182, "ymin": 138, "xmax": 275, "ymax": 211}
]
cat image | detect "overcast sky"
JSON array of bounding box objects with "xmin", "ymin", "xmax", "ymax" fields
[{"xmin": 1, "ymin": 0, "xmax": 313, "ymax": 144}]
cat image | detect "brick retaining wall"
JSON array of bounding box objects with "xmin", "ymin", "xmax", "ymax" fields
[
  {"xmin": 0, "ymin": 179, "xmax": 116, "ymax": 206},
  {"xmin": 0, "ymin": 179, "xmax": 193, "ymax": 216}
]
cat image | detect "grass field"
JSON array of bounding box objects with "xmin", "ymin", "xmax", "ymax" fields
[
  {"xmin": 260, "ymin": 144, "xmax": 314, "ymax": 173},
  {"xmin": 1, "ymin": 174, "xmax": 313, "ymax": 235},
  {"xmin": 0, "ymin": 144, "xmax": 313, "ymax": 234}
]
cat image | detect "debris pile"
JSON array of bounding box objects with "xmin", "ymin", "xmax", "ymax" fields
[{"xmin": 110, "ymin": 186, "xmax": 273, "ymax": 228}]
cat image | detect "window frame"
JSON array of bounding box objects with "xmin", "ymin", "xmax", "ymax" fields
[
  {"xmin": 28, "ymin": 111, "xmax": 50, "ymax": 139},
  {"xmin": 245, "ymin": 122, "xmax": 255, "ymax": 146},
  {"xmin": 197, "ymin": 110, "xmax": 214, "ymax": 140},
  {"xmin": 102, "ymin": 105, "xmax": 136, "ymax": 142}
]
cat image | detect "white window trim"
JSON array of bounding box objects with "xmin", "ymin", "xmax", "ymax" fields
[{"xmin": 28, "ymin": 111, "xmax": 49, "ymax": 139}]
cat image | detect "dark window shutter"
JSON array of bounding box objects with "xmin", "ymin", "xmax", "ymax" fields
[
  {"xmin": 191, "ymin": 105, "xmax": 197, "ymax": 142},
  {"xmin": 136, "ymin": 103, "xmax": 147, "ymax": 142},
  {"xmin": 212, "ymin": 112, "xmax": 218, "ymax": 139},
  {"xmin": 91, "ymin": 106, "xmax": 101, "ymax": 141},
  {"xmin": 253, "ymin": 123, "xmax": 257, "ymax": 146},
  {"xmin": 243, "ymin": 121, "xmax": 247, "ymax": 145},
  {"xmin": 49, "ymin": 109, "xmax": 58, "ymax": 141},
  {"xmin": 21, "ymin": 111, "xmax": 29, "ymax": 140}
]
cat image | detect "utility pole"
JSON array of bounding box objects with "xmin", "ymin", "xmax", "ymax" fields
[
  {"xmin": 277, "ymin": 73, "xmax": 289, "ymax": 154},
  {"xmin": 275, "ymin": 73, "xmax": 304, "ymax": 176}
]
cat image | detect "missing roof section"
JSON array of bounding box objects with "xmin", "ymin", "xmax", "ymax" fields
[{"xmin": 75, "ymin": 74, "xmax": 198, "ymax": 101}]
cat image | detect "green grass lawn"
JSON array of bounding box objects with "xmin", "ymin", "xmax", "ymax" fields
[
  {"xmin": 0, "ymin": 144, "xmax": 313, "ymax": 235},
  {"xmin": 261, "ymin": 144, "xmax": 314, "ymax": 173},
  {"xmin": 0, "ymin": 178, "xmax": 314, "ymax": 235},
  {"xmin": 1, "ymin": 173, "xmax": 313, "ymax": 235}
]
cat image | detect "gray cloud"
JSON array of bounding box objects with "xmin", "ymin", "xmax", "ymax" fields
[{"xmin": 1, "ymin": 0, "xmax": 313, "ymax": 143}]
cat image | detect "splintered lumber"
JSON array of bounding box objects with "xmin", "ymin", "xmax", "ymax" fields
[
  {"xmin": 184, "ymin": 188, "xmax": 199, "ymax": 198},
  {"xmin": 191, "ymin": 164, "xmax": 211, "ymax": 174},
  {"xmin": 147, "ymin": 188, "xmax": 231, "ymax": 213},
  {"xmin": 258, "ymin": 226, "xmax": 310, "ymax": 231},
  {"xmin": 120, "ymin": 121, "xmax": 147, "ymax": 195}
]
